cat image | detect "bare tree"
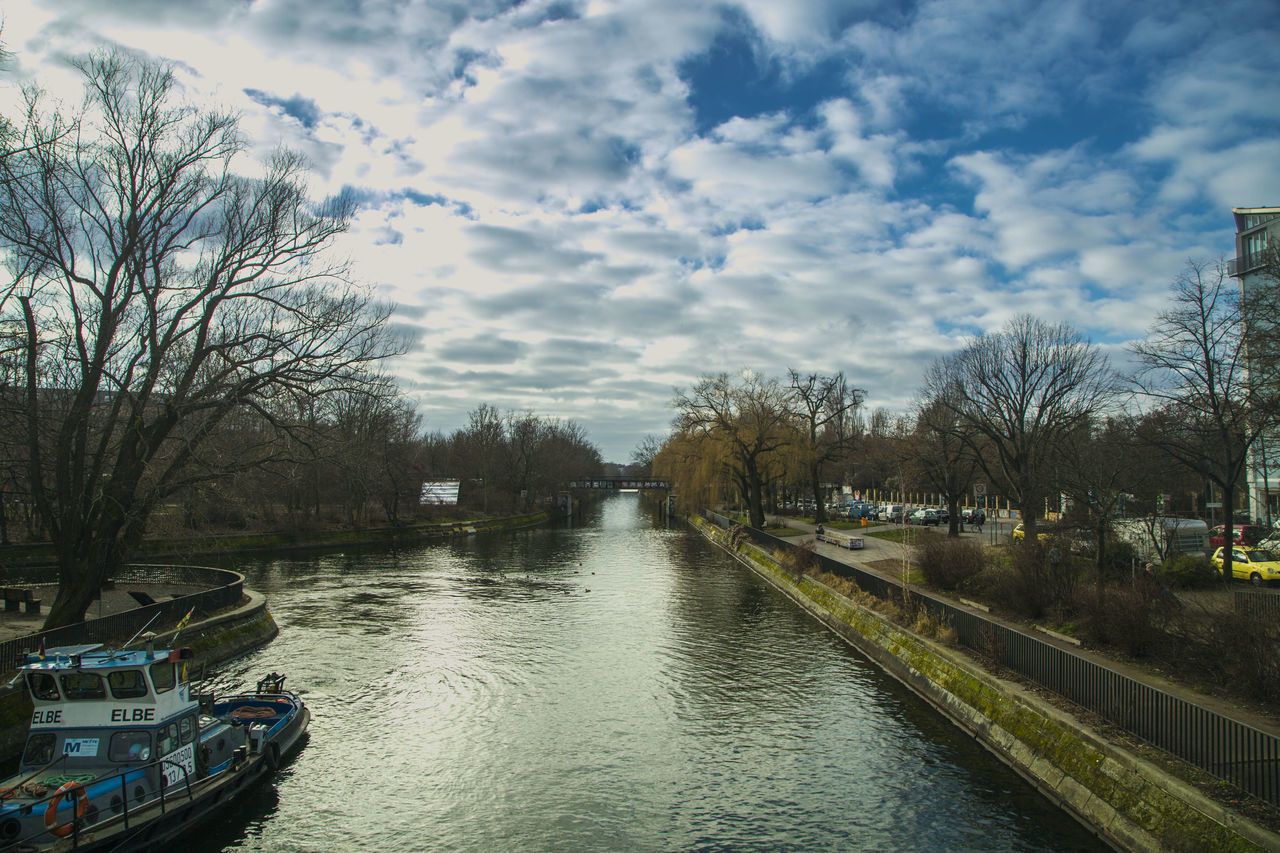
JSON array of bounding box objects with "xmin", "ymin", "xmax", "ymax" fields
[
  {"xmin": 786, "ymin": 369, "xmax": 864, "ymax": 523},
  {"xmin": 912, "ymin": 387, "xmax": 981, "ymax": 537},
  {"xmin": 926, "ymin": 315, "xmax": 1118, "ymax": 538},
  {"xmin": 1130, "ymin": 259, "xmax": 1280, "ymax": 579},
  {"xmin": 630, "ymin": 434, "xmax": 665, "ymax": 476},
  {"xmin": 0, "ymin": 52, "xmax": 396, "ymax": 627},
  {"xmin": 672, "ymin": 371, "xmax": 792, "ymax": 528},
  {"xmin": 1057, "ymin": 415, "xmax": 1158, "ymax": 595},
  {"xmin": 451, "ymin": 403, "xmax": 506, "ymax": 513}
]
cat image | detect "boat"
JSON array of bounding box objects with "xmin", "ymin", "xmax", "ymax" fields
[{"xmin": 0, "ymin": 640, "xmax": 308, "ymax": 851}]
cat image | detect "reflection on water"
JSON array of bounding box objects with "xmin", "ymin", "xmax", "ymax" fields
[{"xmin": 190, "ymin": 496, "xmax": 1104, "ymax": 852}]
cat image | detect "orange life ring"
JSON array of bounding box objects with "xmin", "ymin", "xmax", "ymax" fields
[{"xmin": 44, "ymin": 781, "xmax": 87, "ymax": 838}]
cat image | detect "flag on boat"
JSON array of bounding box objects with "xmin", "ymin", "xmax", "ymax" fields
[{"xmin": 173, "ymin": 606, "xmax": 195, "ymax": 638}]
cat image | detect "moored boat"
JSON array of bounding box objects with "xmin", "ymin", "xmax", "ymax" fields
[{"xmin": 0, "ymin": 642, "xmax": 308, "ymax": 851}]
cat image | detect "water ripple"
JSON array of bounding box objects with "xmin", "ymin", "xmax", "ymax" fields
[{"xmin": 191, "ymin": 498, "xmax": 1104, "ymax": 852}]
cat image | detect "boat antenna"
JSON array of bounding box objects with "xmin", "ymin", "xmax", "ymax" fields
[{"xmin": 122, "ymin": 613, "xmax": 163, "ymax": 649}]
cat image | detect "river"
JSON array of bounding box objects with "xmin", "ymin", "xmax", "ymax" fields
[{"xmin": 190, "ymin": 494, "xmax": 1104, "ymax": 851}]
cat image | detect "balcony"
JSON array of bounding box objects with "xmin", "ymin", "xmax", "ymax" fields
[{"xmin": 1229, "ymin": 255, "xmax": 1264, "ymax": 277}]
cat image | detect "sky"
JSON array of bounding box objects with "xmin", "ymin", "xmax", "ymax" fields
[{"xmin": 2, "ymin": 0, "xmax": 1279, "ymax": 463}]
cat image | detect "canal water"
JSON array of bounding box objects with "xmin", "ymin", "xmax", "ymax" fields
[{"xmin": 191, "ymin": 495, "xmax": 1104, "ymax": 851}]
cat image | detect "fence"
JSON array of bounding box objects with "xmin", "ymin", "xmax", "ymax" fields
[
  {"xmin": 705, "ymin": 511, "xmax": 1280, "ymax": 808},
  {"xmin": 0, "ymin": 564, "xmax": 244, "ymax": 675},
  {"xmin": 1237, "ymin": 589, "xmax": 1280, "ymax": 622}
]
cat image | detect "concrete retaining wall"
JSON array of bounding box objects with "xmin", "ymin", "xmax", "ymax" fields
[{"xmin": 693, "ymin": 516, "xmax": 1280, "ymax": 853}]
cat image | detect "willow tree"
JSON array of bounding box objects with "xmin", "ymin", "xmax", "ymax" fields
[
  {"xmin": 0, "ymin": 53, "xmax": 396, "ymax": 627},
  {"xmin": 672, "ymin": 371, "xmax": 792, "ymax": 528}
]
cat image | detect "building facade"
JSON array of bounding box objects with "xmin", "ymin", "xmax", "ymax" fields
[{"xmin": 1231, "ymin": 206, "xmax": 1280, "ymax": 526}]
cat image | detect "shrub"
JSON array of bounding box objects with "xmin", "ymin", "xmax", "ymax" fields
[
  {"xmin": 916, "ymin": 533, "xmax": 986, "ymax": 590},
  {"xmin": 1097, "ymin": 537, "xmax": 1140, "ymax": 581},
  {"xmin": 1078, "ymin": 580, "xmax": 1172, "ymax": 657},
  {"xmin": 1158, "ymin": 553, "xmax": 1219, "ymax": 589},
  {"xmin": 1189, "ymin": 611, "xmax": 1280, "ymax": 704},
  {"xmin": 777, "ymin": 540, "xmax": 817, "ymax": 577}
]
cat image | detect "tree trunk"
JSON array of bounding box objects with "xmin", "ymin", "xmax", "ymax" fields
[
  {"xmin": 808, "ymin": 466, "xmax": 829, "ymax": 517},
  {"xmin": 746, "ymin": 461, "xmax": 766, "ymax": 529},
  {"xmin": 1222, "ymin": 484, "xmax": 1236, "ymax": 584}
]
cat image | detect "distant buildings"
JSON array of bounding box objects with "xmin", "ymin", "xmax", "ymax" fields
[{"xmin": 1231, "ymin": 205, "xmax": 1280, "ymax": 525}]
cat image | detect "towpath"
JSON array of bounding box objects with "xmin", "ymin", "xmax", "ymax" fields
[{"xmin": 770, "ymin": 514, "xmax": 1280, "ymax": 743}]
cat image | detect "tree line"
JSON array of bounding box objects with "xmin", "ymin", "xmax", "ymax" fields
[
  {"xmin": 0, "ymin": 52, "xmax": 601, "ymax": 628},
  {"xmin": 654, "ymin": 255, "xmax": 1280, "ymax": 582}
]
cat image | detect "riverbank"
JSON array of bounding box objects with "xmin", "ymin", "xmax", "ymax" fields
[
  {"xmin": 0, "ymin": 510, "xmax": 555, "ymax": 569},
  {"xmin": 0, "ymin": 510, "xmax": 556, "ymax": 761},
  {"xmin": 692, "ymin": 514, "xmax": 1280, "ymax": 852}
]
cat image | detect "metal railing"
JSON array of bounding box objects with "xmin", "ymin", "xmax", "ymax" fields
[
  {"xmin": 705, "ymin": 512, "xmax": 1280, "ymax": 807},
  {"xmin": 1236, "ymin": 589, "xmax": 1280, "ymax": 622},
  {"xmin": 0, "ymin": 565, "xmax": 243, "ymax": 675}
]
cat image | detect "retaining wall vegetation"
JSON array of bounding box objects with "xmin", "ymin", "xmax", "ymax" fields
[{"xmin": 693, "ymin": 516, "xmax": 1280, "ymax": 853}]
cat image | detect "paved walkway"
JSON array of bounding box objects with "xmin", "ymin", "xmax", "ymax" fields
[
  {"xmin": 0, "ymin": 583, "xmax": 206, "ymax": 643},
  {"xmin": 770, "ymin": 514, "xmax": 1280, "ymax": 741}
]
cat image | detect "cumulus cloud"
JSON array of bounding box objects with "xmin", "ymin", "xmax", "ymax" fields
[{"xmin": 1, "ymin": 0, "xmax": 1277, "ymax": 460}]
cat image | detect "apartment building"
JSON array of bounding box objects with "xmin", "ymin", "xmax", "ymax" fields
[{"xmin": 1231, "ymin": 206, "xmax": 1280, "ymax": 525}]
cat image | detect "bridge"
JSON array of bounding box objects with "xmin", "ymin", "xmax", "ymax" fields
[{"xmin": 567, "ymin": 477, "xmax": 669, "ymax": 490}]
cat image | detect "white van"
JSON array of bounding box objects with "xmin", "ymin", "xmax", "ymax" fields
[
  {"xmin": 1112, "ymin": 517, "xmax": 1210, "ymax": 563},
  {"xmin": 878, "ymin": 504, "xmax": 903, "ymax": 523}
]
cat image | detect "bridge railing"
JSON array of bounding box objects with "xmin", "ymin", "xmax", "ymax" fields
[
  {"xmin": 704, "ymin": 511, "xmax": 1280, "ymax": 808},
  {"xmin": 567, "ymin": 478, "xmax": 670, "ymax": 490}
]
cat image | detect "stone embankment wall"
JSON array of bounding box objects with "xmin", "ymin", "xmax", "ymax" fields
[
  {"xmin": 0, "ymin": 592, "xmax": 279, "ymax": 762},
  {"xmin": 0, "ymin": 512, "xmax": 553, "ymax": 568},
  {"xmin": 693, "ymin": 516, "xmax": 1280, "ymax": 853}
]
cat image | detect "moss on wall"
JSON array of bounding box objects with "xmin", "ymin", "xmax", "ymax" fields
[{"xmin": 692, "ymin": 516, "xmax": 1279, "ymax": 853}]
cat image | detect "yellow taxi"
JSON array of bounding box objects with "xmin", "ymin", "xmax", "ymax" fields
[
  {"xmin": 1212, "ymin": 546, "xmax": 1280, "ymax": 586},
  {"xmin": 1011, "ymin": 523, "xmax": 1051, "ymax": 543}
]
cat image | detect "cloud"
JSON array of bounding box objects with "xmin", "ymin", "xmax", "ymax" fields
[{"xmin": 2, "ymin": 0, "xmax": 1277, "ymax": 461}]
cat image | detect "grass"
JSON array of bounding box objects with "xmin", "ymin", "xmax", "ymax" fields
[{"xmin": 865, "ymin": 526, "xmax": 918, "ymax": 545}]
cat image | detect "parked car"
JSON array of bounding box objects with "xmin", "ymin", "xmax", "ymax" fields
[
  {"xmin": 909, "ymin": 508, "xmax": 940, "ymax": 525},
  {"xmin": 1211, "ymin": 546, "xmax": 1280, "ymax": 585},
  {"xmin": 878, "ymin": 504, "xmax": 903, "ymax": 523},
  {"xmin": 1209, "ymin": 525, "xmax": 1270, "ymax": 548},
  {"xmin": 1011, "ymin": 522, "xmax": 1051, "ymax": 543}
]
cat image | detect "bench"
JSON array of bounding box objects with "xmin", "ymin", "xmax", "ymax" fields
[
  {"xmin": 2, "ymin": 587, "xmax": 42, "ymax": 615},
  {"xmin": 817, "ymin": 533, "xmax": 865, "ymax": 551}
]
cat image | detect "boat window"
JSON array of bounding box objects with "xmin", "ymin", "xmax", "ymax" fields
[
  {"xmin": 59, "ymin": 671, "xmax": 106, "ymax": 700},
  {"xmin": 180, "ymin": 714, "xmax": 195, "ymax": 745},
  {"xmin": 27, "ymin": 672, "xmax": 60, "ymax": 701},
  {"xmin": 109, "ymin": 731, "xmax": 151, "ymax": 763},
  {"xmin": 22, "ymin": 733, "xmax": 55, "ymax": 766},
  {"xmin": 108, "ymin": 669, "xmax": 149, "ymax": 699},
  {"xmin": 157, "ymin": 722, "xmax": 179, "ymax": 757},
  {"xmin": 150, "ymin": 661, "xmax": 175, "ymax": 694}
]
